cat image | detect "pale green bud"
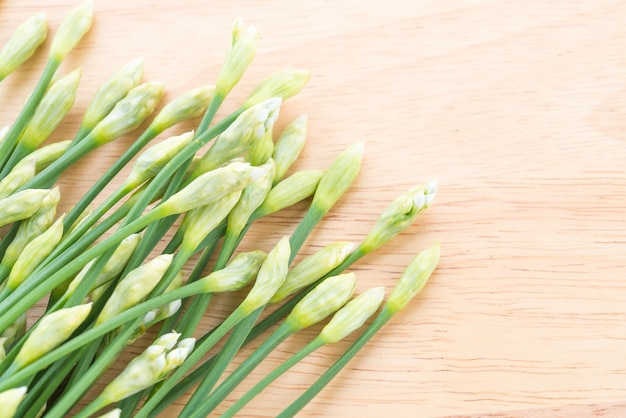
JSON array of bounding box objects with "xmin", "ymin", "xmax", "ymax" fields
[
  {"xmin": 97, "ymin": 254, "xmax": 173, "ymax": 324},
  {"xmin": 227, "ymin": 160, "xmax": 275, "ymax": 238},
  {"xmin": 0, "ymin": 157, "xmax": 36, "ymax": 199},
  {"xmin": 312, "ymin": 142, "xmax": 363, "ymax": 213},
  {"xmin": 7, "ymin": 215, "xmax": 65, "ymax": 291},
  {"xmin": 245, "ymin": 68, "xmax": 310, "ymax": 108},
  {"xmin": 361, "ymin": 180, "xmax": 437, "ymax": 252},
  {"xmin": 91, "ymin": 82, "xmax": 165, "ymax": 145},
  {"xmin": 49, "ymin": 0, "xmax": 93, "ymax": 61},
  {"xmin": 0, "ymin": 13, "xmax": 47, "ymax": 80},
  {"xmin": 15, "ymin": 303, "xmax": 92, "ymax": 368},
  {"xmin": 97, "ymin": 409, "xmax": 121, "ymax": 418},
  {"xmin": 192, "ymin": 98, "xmax": 281, "ymax": 177},
  {"xmin": 15, "ymin": 140, "xmax": 71, "ymax": 173},
  {"xmin": 159, "ymin": 161, "xmax": 252, "ymax": 216},
  {"xmin": 153, "ymin": 331, "xmax": 181, "ymax": 350},
  {"xmin": 247, "ymin": 126, "xmax": 274, "ymax": 166},
  {"xmin": 270, "ymin": 241, "xmax": 355, "ymax": 303},
  {"xmin": 387, "ymin": 242, "xmax": 440, "ymax": 313},
  {"xmin": 215, "ymin": 20, "xmax": 258, "ymax": 97},
  {"xmin": 67, "ymin": 235, "xmax": 142, "ymax": 299},
  {"xmin": 319, "ymin": 286, "xmax": 385, "ymax": 343},
  {"xmin": 82, "ymin": 57, "xmax": 144, "ymax": 131},
  {"xmin": 286, "ymin": 273, "xmax": 356, "ymax": 330},
  {"xmin": 240, "ymin": 236, "xmax": 290, "ymax": 313},
  {"xmin": 273, "ymin": 115, "xmax": 307, "ymax": 182},
  {"xmin": 200, "ymin": 250, "xmax": 266, "ymax": 293},
  {"xmin": 137, "ymin": 273, "xmax": 183, "ymax": 337},
  {"xmin": 0, "ymin": 313, "xmax": 26, "ymax": 351},
  {"xmin": 124, "ymin": 131, "xmax": 194, "ymax": 189},
  {"xmin": 163, "ymin": 337, "xmax": 195, "ymax": 372},
  {"xmin": 254, "ymin": 169, "xmax": 324, "ymax": 218},
  {"xmin": 101, "ymin": 344, "xmax": 167, "ymax": 404},
  {"xmin": 20, "ymin": 68, "xmax": 82, "ymax": 150},
  {"xmin": 150, "ymin": 85, "xmax": 215, "ymax": 131},
  {"xmin": 0, "ymin": 386, "xmax": 27, "ymax": 418},
  {"xmin": 0, "ymin": 188, "xmax": 50, "ymax": 228},
  {"xmin": 181, "ymin": 189, "xmax": 242, "ymax": 251}
]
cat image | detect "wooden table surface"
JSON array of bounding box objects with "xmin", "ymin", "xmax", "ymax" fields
[{"xmin": 2, "ymin": 0, "xmax": 626, "ymax": 417}]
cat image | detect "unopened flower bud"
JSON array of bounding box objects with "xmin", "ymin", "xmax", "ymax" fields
[
  {"xmin": 200, "ymin": 250, "xmax": 266, "ymax": 293},
  {"xmin": 15, "ymin": 303, "xmax": 92, "ymax": 368},
  {"xmin": 97, "ymin": 254, "xmax": 173, "ymax": 324},
  {"xmin": 0, "ymin": 13, "xmax": 47, "ymax": 80},
  {"xmin": 361, "ymin": 180, "xmax": 437, "ymax": 252},
  {"xmin": 0, "ymin": 188, "xmax": 50, "ymax": 228},
  {"xmin": 20, "ymin": 68, "xmax": 82, "ymax": 151},
  {"xmin": 245, "ymin": 68, "xmax": 310, "ymax": 108},
  {"xmin": 0, "ymin": 386, "xmax": 27, "ymax": 418},
  {"xmin": 191, "ymin": 98, "xmax": 281, "ymax": 177},
  {"xmin": 91, "ymin": 82, "xmax": 165, "ymax": 145},
  {"xmin": 319, "ymin": 286, "xmax": 385, "ymax": 343},
  {"xmin": 215, "ymin": 20, "xmax": 258, "ymax": 97},
  {"xmin": 15, "ymin": 140, "xmax": 71, "ymax": 173},
  {"xmin": 0, "ymin": 157, "xmax": 36, "ymax": 199},
  {"xmin": 124, "ymin": 131, "xmax": 194, "ymax": 189},
  {"xmin": 247, "ymin": 127, "xmax": 274, "ymax": 166},
  {"xmin": 82, "ymin": 57, "xmax": 144, "ymax": 131},
  {"xmin": 150, "ymin": 85, "xmax": 214, "ymax": 132},
  {"xmin": 272, "ymin": 115, "xmax": 307, "ymax": 182},
  {"xmin": 240, "ymin": 236, "xmax": 290, "ymax": 313},
  {"xmin": 271, "ymin": 241, "xmax": 355, "ymax": 303},
  {"xmin": 386, "ymin": 242, "xmax": 440, "ymax": 313},
  {"xmin": 49, "ymin": 0, "xmax": 93, "ymax": 61},
  {"xmin": 253, "ymin": 169, "xmax": 324, "ymax": 218},
  {"xmin": 286, "ymin": 273, "xmax": 356, "ymax": 330}
]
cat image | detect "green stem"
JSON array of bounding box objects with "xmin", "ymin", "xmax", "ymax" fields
[
  {"xmin": 0, "ymin": 142, "xmax": 30, "ymax": 178},
  {"xmin": 277, "ymin": 307, "xmax": 395, "ymax": 418},
  {"xmin": 0, "ymin": 57, "xmax": 60, "ymax": 173},
  {"xmin": 223, "ymin": 336, "xmax": 325, "ymax": 417},
  {"xmin": 288, "ymin": 205, "xmax": 326, "ymax": 263},
  {"xmin": 134, "ymin": 306, "xmax": 250, "ymax": 418},
  {"xmin": 74, "ymin": 394, "xmax": 108, "ymax": 418},
  {"xmin": 196, "ymin": 93, "xmax": 225, "ymax": 134}
]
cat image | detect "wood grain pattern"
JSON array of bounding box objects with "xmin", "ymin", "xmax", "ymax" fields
[{"xmin": 2, "ymin": 0, "xmax": 626, "ymax": 416}]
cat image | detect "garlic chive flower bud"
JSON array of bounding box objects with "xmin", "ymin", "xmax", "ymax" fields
[
  {"xmin": 286, "ymin": 273, "xmax": 356, "ymax": 330},
  {"xmin": 312, "ymin": 142, "xmax": 364, "ymax": 213},
  {"xmin": 0, "ymin": 188, "xmax": 50, "ymax": 228},
  {"xmin": 3, "ymin": 187, "xmax": 59, "ymax": 268},
  {"xmin": 7, "ymin": 215, "xmax": 65, "ymax": 291},
  {"xmin": 181, "ymin": 189, "xmax": 242, "ymax": 251},
  {"xmin": 96, "ymin": 254, "xmax": 173, "ymax": 324},
  {"xmin": 66, "ymin": 233, "xmax": 142, "ymax": 299},
  {"xmin": 158, "ymin": 161, "xmax": 252, "ymax": 216},
  {"xmin": 191, "ymin": 98, "xmax": 281, "ymax": 177},
  {"xmin": 97, "ymin": 409, "xmax": 121, "ymax": 418},
  {"xmin": 215, "ymin": 19, "xmax": 258, "ymax": 97},
  {"xmin": 0, "ymin": 386, "xmax": 27, "ymax": 418},
  {"xmin": 124, "ymin": 131, "xmax": 194, "ymax": 189},
  {"xmin": 0, "ymin": 13, "xmax": 47, "ymax": 80},
  {"xmin": 240, "ymin": 236, "xmax": 290, "ymax": 313},
  {"xmin": 0, "ymin": 157, "xmax": 36, "ymax": 199},
  {"xmin": 15, "ymin": 303, "xmax": 92, "ymax": 368},
  {"xmin": 15, "ymin": 140, "xmax": 71, "ymax": 173},
  {"xmin": 200, "ymin": 250, "xmax": 266, "ymax": 293},
  {"xmin": 247, "ymin": 126, "xmax": 274, "ymax": 166},
  {"xmin": 386, "ymin": 242, "xmax": 440, "ymax": 314},
  {"xmin": 49, "ymin": 0, "xmax": 93, "ymax": 61},
  {"xmin": 164, "ymin": 337, "xmax": 195, "ymax": 372},
  {"xmin": 254, "ymin": 169, "xmax": 324, "ymax": 218},
  {"xmin": 150, "ymin": 85, "xmax": 215, "ymax": 132},
  {"xmin": 81, "ymin": 57, "xmax": 144, "ymax": 132},
  {"xmin": 19, "ymin": 68, "xmax": 82, "ymax": 151},
  {"xmin": 361, "ymin": 180, "xmax": 438, "ymax": 252},
  {"xmin": 91, "ymin": 82, "xmax": 165, "ymax": 145},
  {"xmin": 273, "ymin": 115, "xmax": 307, "ymax": 182},
  {"xmin": 319, "ymin": 286, "xmax": 385, "ymax": 343},
  {"xmin": 245, "ymin": 68, "xmax": 310, "ymax": 107},
  {"xmin": 227, "ymin": 160, "xmax": 275, "ymax": 238},
  {"xmin": 270, "ymin": 241, "xmax": 355, "ymax": 303}
]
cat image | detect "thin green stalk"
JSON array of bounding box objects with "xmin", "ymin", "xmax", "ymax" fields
[
  {"xmin": 288, "ymin": 205, "xmax": 326, "ymax": 263},
  {"xmin": 0, "ymin": 57, "xmax": 60, "ymax": 172},
  {"xmin": 134, "ymin": 306, "xmax": 252, "ymax": 418},
  {"xmin": 277, "ymin": 307, "xmax": 394, "ymax": 418},
  {"xmin": 223, "ymin": 336, "xmax": 325, "ymax": 417},
  {"xmin": 196, "ymin": 93, "xmax": 225, "ymax": 134}
]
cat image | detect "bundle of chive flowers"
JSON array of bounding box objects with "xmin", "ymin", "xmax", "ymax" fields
[{"xmin": 0, "ymin": 2, "xmax": 440, "ymax": 417}]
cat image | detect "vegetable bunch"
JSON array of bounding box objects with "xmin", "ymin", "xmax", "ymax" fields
[{"xmin": 0, "ymin": 2, "xmax": 440, "ymax": 417}]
